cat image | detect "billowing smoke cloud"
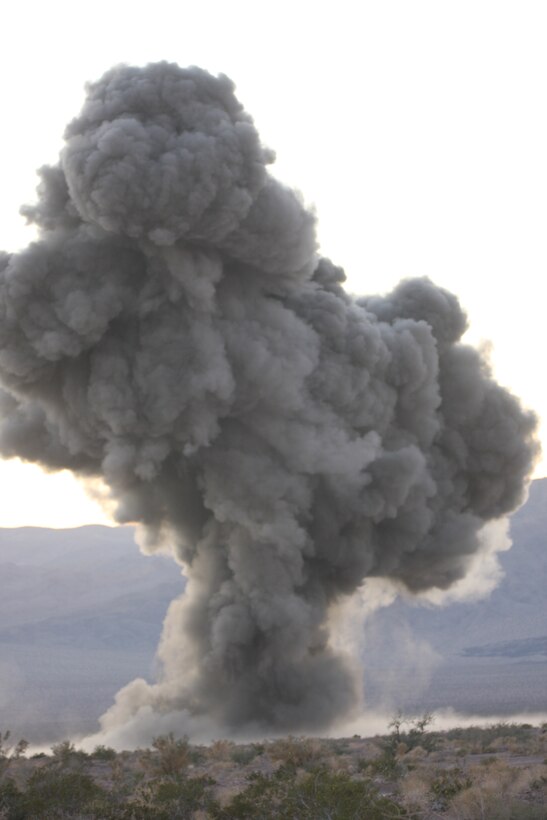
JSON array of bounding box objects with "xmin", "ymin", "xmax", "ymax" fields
[{"xmin": 0, "ymin": 62, "xmax": 539, "ymax": 741}]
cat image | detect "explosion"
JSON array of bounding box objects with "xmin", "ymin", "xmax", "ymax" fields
[{"xmin": 0, "ymin": 62, "xmax": 538, "ymax": 742}]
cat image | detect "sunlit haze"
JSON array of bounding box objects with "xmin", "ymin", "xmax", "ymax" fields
[{"xmin": 1, "ymin": 0, "xmax": 546, "ymax": 527}]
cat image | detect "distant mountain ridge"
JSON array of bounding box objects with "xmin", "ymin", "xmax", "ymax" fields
[
  {"xmin": 0, "ymin": 525, "xmax": 183, "ymax": 641},
  {"xmin": 462, "ymin": 636, "xmax": 547, "ymax": 659}
]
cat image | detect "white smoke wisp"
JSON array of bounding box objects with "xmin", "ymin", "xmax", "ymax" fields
[{"xmin": 0, "ymin": 62, "xmax": 539, "ymax": 745}]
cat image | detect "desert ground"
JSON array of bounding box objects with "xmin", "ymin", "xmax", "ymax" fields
[{"xmin": 1, "ymin": 718, "xmax": 546, "ymax": 818}]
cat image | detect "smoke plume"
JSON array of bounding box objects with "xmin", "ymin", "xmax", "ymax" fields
[{"xmin": 0, "ymin": 62, "xmax": 538, "ymax": 740}]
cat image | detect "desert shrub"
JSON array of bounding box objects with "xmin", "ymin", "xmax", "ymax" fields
[
  {"xmin": 359, "ymin": 749, "xmax": 404, "ymax": 780},
  {"xmin": 142, "ymin": 733, "xmax": 191, "ymax": 776},
  {"xmin": 0, "ymin": 778, "xmax": 24, "ymax": 819},
  {"xmin": 267, "ymin": 736, "xmax": 325, "ymax": 769},
  {"xmin": 404, "ymin": 745, "xmax": 428, "ymax": 763},
  {"xmin": 77, "ymin": 796, "xmax": 167, "ymax": 820},
  {"xmin": 86, "ymin": 779, "xmax": 155, "ymax": 820},
  {"xmin": 91, "ymin": 744, "xmax": 117, "ymax": 761},
  {"xmin": 150, "ymin": 774, "xmax": 219, "ymax": 815},
  {"xmin": 530, "ymin": 773, "xmax": 547, "ymax": 790},
  {"xmin": 50, "ymin": 739, "xmax": 88, "ymax": 768},
  {"xmin": 208, "ymin": 739, "xmax": 235, "ymax": 761},
  {"xmin": 285, "ymin": 768, "xmax": 406, "ymax": 819},
  {"xmin": 444, "ymin": 759, "xmax": 547, "ymax": 819},
  {"xmin": 18, "ymin": 768, "xmax": 104, "ymax": 817},
  {"xmin": 0, "ymin": 731, "xmax": 28, "ymax": 784},
  {"xmin": 231, "ymin": 745, "xmax": 259, "ymax": 765},
  {"xmin": 359, "ymin": 711, "xmax": 436, "ymax": 783},
  {"xmin": 387, "ymin": 711, "xmax": 437, "ymax": 752},
  {"xmin": 189, "ymin": 745, "xmax": 207, "ymax": 765},
  {"xmin": 0, "ymin": 732, "xmax": 27, "ymax": 762},
  {"xmin": 92, "ymin": 774, "xmax": 219, "ymax": 820},
  {"xmin": 218, "ymin": 766, "xmax": 289, "ymax": 817},
  {"xmin": 330, "ymin": 740, "xmax": 350, "ymax": 756},
  {"xmin": 450, "ymin": 783, "xmax": 546, "ymax": 819},
  {"xmin": 443, "ymin": 722, "xmax": 538, "ymax": 754},
  {"xmin": 220, "ymin": 766, "xmax": 406, "ymax": 819},
  {"xmin": 323, "ymin": 753, "xmax": 355, "ymax": 775},
  {"xmin": 429, "ymin": 767, "xmax": 472, "ymax": 810},
  {"xmin": 398, "ymin": 769, "xmax": 434, "ymax": 815},
  {"xmin": 479, "ymin": 756, "xmax": 500, "ymax": 766},
  {"xmin": 0, "ymin": 734, "xmax": 27, "ymax": 796},
  {"xmin": 1, "ymin": 765, "xmax": 216, "ymax": 820}
]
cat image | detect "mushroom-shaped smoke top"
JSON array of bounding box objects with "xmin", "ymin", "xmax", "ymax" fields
[
  {"xmin": 0, "ymin": 62, "xmax": 539, "ymax": 743},
  {"xmin": 62, "ymin": 64, "xmax": 271, "ymax": 245}
]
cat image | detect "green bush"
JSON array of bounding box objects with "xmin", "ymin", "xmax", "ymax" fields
[
  {"xmin": 91, "ymin": 744, "xmax": 117, "ymax": 761},
  {"xmin": 0, "ymin": 730, "xmax": 28, "ymax": 781},
  {"xmin": 359, "ymin": 750, "xmax": 403, "ymax": 779},
  {"xmin": 90, "ymin": 774, "xmax": 220, "ymax": 820},
  {"xmin": 231, "ymin": 746, "xmax": 259, "ymax": 765},
  {"xmin": 18, "ymin": 768, "xmax": 105, "ymax": 817},
  {"xmin": 429, "ymin": 767, "xmax": 472, "ymax": 809},
  {"xmin": 189, "ymin": 745, "xmax": 207, "ymax": 765},
  {"xmin": 50, "ymin": 739, "xmax": 89, "ymax": 768},
  {"xmin": 443, "ymin": 721, "xmax": 537, "ymax": 753},
  {"xmin": 151, "ymin": 774, "xmax": 219, "ymax": 814},
  {"xmin": 267, "ymin": 736, "xmax": 325, "ymax": 769},
  {"xmin": 0, "ymin": 778, "xmax": 25, "ymax": 820},
  {"xmin": 142, "ymin": 733, "xmax": 191, "ymax": 776},
  {"xmin": 387, "ymin": 711, "xmax": 436, "ymax": 752},
  {"xmin": 220, "ymin": 766, "xmax": 406, "ymax": 819}
]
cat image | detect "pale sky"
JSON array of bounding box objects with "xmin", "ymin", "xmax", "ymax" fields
[{"xmin": 1, "ymin": 0, "xmax": 546, "ymax": 527}]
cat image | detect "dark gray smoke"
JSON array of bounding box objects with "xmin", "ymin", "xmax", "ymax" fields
[{"xmin": 0, "ymin": 62, "xmax": 539, "ymax": 740}]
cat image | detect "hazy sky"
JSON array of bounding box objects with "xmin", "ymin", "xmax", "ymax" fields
[{"xmin": 1, "ymin": 0, "xmax": 545, "ymax": 527}]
